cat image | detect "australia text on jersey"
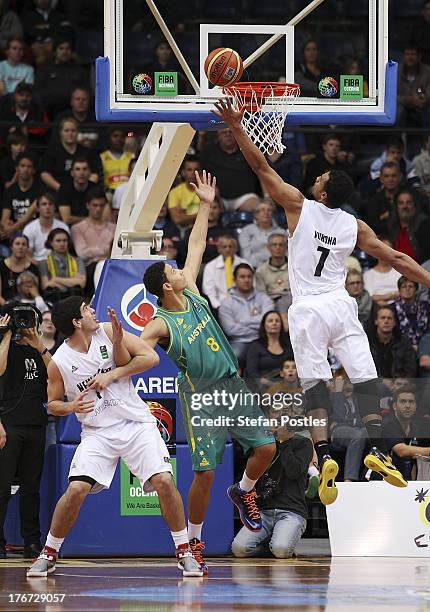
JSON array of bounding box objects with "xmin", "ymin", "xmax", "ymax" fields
[{"xmin": 187, "ymin": 313, "xmax": 211, "ymax": 345}]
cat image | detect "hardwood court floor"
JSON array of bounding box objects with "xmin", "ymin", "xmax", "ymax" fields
[{"xmin": 1, "ymin": 555, "xmax": 430, "ymax": 611}]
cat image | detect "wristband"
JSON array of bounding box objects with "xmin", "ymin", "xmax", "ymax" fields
[{"xmin": 40, "ymin": 348, "xmax": 48, "ymax": 356}]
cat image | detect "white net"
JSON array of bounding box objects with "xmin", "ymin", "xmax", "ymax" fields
[{"xmin": 224, "ymin": 82, "xmax": 300, "ymax": 156}]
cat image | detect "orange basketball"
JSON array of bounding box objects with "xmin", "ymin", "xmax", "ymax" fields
[{"xmin": 204, "ymin": 47, "xmax": 244, "ymax": 87}]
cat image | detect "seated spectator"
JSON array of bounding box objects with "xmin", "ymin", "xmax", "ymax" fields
[
  {"xmin": 40, "ymin": 118, "xmax": 101, "ymax": 192},
  {"xmin": 167, "ymin": 155, "xmax": 201, "ymax": 229},
  {"xmin": 202, "ymin": 233, "xmax": 249, "ymax": 311},
  {"xmin": 0, "ymin": 3, "xmax": 23, "ymax": 52},
  {"xmin": 239, "ymin": 200, "xmax": 285, "ymax": 269},
  {"xmin": 363, "ymin": 238, "xmax": 401, "ymax": 305},
  {"xmin": 255, "ymin": 232, "xmax": 291, "ymax": 315},
  {"xmin": 412, "ymin": 133, "xmax": 430, "ymax": 200},
  {"xmin": 0, "ymin": 131, "xmax": 26, "ymax": 189},
  {"xmin": 329, "ymin": 376, "xmax": 368, "ymax": 482},
  {"xmin": 303, "ymin": 134, "xmax": 351, "ymax": 195},
  {"xmin": 370, "ymin": 137, "xmax": 415, "ymax": 182},
  {"xmin": 345, "ymin": 270, "xmax": 372, "ymax": 325},
  {"xmin": 388, "ymin": 189, "xmax": 430, "ymax": 262},
  {"xmin": 0, "ymin": 153, "xmax": 42, "ymax": 239},
  {"xmin": 365, "ymin": 161, "xmax": 403, "ymax": 235},
  {"xmin": 56, "ymin": 157, "xmax": 98, "ymax": 225},
  {"xmin": 71, "ymin": 188, "xmax": 115, "ymax": 295},
  {"xmin": 219, "ymin": 264, "xmax": 273, "ymax": 365},
  {"xmin": 35, "ymin": 36, "xmax": 89, "ymax": 118},
  {"xmin": 100, "ymin": 127, "xmax": 134, "ymax": 197},
  {"xmin": 367, "ymin": 305, "xmax": 417, "ymax": 379},
  {"xmin": 0, "ymin": 234, "xmax": 39, "ymax": 304},
  {"xmin": 267, "ymin": 148, "xmax": 303, "ymax": 190},
  {"xmin": 343, "ymin": 56, "xmax": 369, "ymax": 97},
  {"xmin": 419, "ymin": 331, "xmax": 430, "ymax": 378},
  {"xmin": 294, "ymin": 39, "xmax": 326, "ymax": 98},
  {"xmin": 0, "ymin": 36, "xmax": 34, "ymax": 96},
  {"xmin": 21, "ymin": 0, "xmax": 74, "ymax": 66},
  {"xmin": 231, "ymin": 417, "xmax": 311, "ymax": 559},
  {"xmin": 184, "ymin": 195, "xmax": 224, "ymax": 264},
  {"xmin": 24, "ymin": 192, "xmax": 69, "ymax": 262},
  {"xmin": 383, "ymin": 386, "xmax": 430, "ymax": 479},
  {"xmin": 53, "ymin": 87, "xmax": 101, "ymax": 150},
  {"xmin": 40, "ymin": 308, "xmax": 62, "ymax": 354},
  {"xmin": 200, "ymin": 128, "xmax": 260, "ymax": 211},
  {"xmin": 397, "ymin": 44, "xmax": 430, "ymax": 128},
  {"xmin": 112, "ymin": 157, "xmax": 135, "ymax": 222},
  {"xmin": 15, "ymin": 270, "xmax": 48, "ymax": 312},
  {"xmin": 39, "ymin": 228, "xmax": 85, "ymax": 303},
  {"xmin": 0, "ymin": 82, "xmax": 48, "ymax": 145},
  {"xmin": 153, "ymin": 198, "xmax": 181, "ymax": 245},
  {"xmin": 393, "ymin": 276, "xmax": 430, "ymax": 350},
  {"xmin": 244, "ymin": 310, "xmax": 293, "ymax": 391}
]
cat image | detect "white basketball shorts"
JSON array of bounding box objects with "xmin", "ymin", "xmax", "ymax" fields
[
  {"xmin": 68, "ymin": 419, "xmax": 173, "ymax": 494},
  {"xmin": 288, "ymin": 289, "xmax": 377, "ymax": 384}
]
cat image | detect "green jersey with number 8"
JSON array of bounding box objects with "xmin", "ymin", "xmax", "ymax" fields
[{"xmin": 155, "ymin": 288, "xmax": 238, "ymax": 391}]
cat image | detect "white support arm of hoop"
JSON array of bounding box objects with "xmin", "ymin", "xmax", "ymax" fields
[
  {"xmin": 243, "ymin": 0, "xmax": 327, "ymax": 70},
  {"xmin": 145, "ymin": 0, "xmax": 201, "ymax": 95},
  {"xmin": 111, "ymin": 122, "xmax": 195, "ymax": 259}
]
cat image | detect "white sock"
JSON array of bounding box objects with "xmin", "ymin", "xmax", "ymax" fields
[
  {"xmin": 171, "ymin": 528, "xmax": 189, "ymax": 548},
  {"xmin": 239, "ymin": 472, "xmax": 257, "ymax": 493},
  {"xmin": 188, "ymin": 521, "xmax": 203, "ymax": 541},
  {"xmin": 308, "ymin": 464, "xmax": 319, "ymax": 478},
  {"xmin": 45, "ymin": 532, "xmax": 64, "ymax": 552}
]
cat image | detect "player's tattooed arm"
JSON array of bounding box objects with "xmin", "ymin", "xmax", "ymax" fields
[
  {"xmin": 183, "ymin": 169, "xmax": 217, "ymax": 288},
  {"xmin": 212, "ymin": 97, "xmax": 304, "ymax": 213},
  {"xmin": 357, "ymin": 220, "xmax": 430, "ymax": 287}
]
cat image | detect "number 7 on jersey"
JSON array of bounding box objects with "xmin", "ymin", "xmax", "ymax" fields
[{"xmin": 314, "ymin": 246, "xmax": 330, "ymax": 277}]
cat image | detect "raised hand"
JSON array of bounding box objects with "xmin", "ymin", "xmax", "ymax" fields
[
  {"xmin": 212, "ymin": 97, "xmax": 245, "ymax": 128},
  {"xmin": 0, "ymin": 314, "xmax": 10, "ymax": 333},
  {"xmin": 108, "ymin": 306, "xmax": 123, "ymax": 344},
  {"xmin": 21, "ymin": 327, "xmax": 45, "ymax": 353},
  {"xmin": 189, "ymin": 169, "xmax": 217, "ymax": 205}
]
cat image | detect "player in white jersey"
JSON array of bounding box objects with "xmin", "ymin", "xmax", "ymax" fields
[
  {"xmin": 214, "ymin": 98, "xmax": 430, "ymax": 504},
  {"xmin": 27, "ymin": 296, "xmax": 202, "ymax": 578}
]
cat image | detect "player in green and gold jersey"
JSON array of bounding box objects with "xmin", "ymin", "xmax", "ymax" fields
[{"xmin": 141, "ymin": 170, "xmax": 276, "ymax": 575}]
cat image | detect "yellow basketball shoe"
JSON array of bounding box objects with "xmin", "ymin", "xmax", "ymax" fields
[
  {"xmin": 364, "ymin": 447, "xmax": 408, "ymax": 487},
  {"xmin": 318, "ymin": 457, "xmax": 339, "ymax": 505}
]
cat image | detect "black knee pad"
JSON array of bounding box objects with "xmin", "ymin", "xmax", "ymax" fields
[
  {"xmin": 304, "ymin": 380, "xmax": 331, "ymax": 413},
  {"xmin": 353, "ymin": 379, "xmax": 380, "ymax": 419}
]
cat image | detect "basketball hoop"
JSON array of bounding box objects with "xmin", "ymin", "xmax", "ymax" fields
[{"xmin": 223, "ymin": 82, "xmax": 300, "ymax": 155}]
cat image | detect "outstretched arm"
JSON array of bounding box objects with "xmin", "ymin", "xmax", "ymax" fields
[
  {"xmin": 357, "ymin": 220, "xmax": 430, "ymax": 287},
  {"xmin": 183, "ymin": 170, "xmax": 216, "ymax": 291},
  {"xmin": 212, "ymin": 98, "xmax": 304, "ymax": 217}
]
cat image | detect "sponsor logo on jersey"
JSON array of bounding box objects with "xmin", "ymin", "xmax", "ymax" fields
[
  {"xmin": 100, "ymin": 345, "xmax": 109, "ymax": 359},
  {"xmin": 314, "ymin": 230, "xmax": 337, "ymax": 245},
  {"xmin": 200, "ymin": 457, "xmax": 210, "ymax": 467},
  {"xmin": 187, "ymin": 314, "xmax": 211, "ymax": 344},
  {"xmin": 71, "ymin": 365, "xmax": 78, "ymax": 372},
  {"xmin": 176, "ymin": 318, "xmax": 183, "ymax": 325},
  {"xmin": 121, "ymin": 283, "xmax": 157, "ymax": 331}
]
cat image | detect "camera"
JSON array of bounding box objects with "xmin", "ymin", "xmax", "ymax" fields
[{"xmin": 11, "ymin": 306, "xmax": 37, "ymax": 330}]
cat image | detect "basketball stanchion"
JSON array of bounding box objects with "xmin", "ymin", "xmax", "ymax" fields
[{"xmin": 223, "ymin": 82, "xmax": 300, "ymax": 155}]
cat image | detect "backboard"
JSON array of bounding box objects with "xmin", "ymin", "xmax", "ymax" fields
[{"xmin": 96, "ymin": 0, "xmax": 395, "ymax": 128}]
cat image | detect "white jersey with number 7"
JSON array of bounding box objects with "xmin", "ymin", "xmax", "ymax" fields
[{"xmin": 287, "ymin": 198, "xmax": 357, "ymax": 299}]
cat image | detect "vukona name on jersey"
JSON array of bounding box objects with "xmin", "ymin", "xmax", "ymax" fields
[
  {"xmin": 187, "ymin": 314, "xmax": 211, "ymax": 344},
  {"xmin": 314, "ymin": 230, "xmax": 337, "ymax": 245}
]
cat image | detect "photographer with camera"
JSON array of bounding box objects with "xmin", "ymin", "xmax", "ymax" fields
[
  {"xmin": 0, "ymin": 302, "xmax": 51, "ymax": 558},
  {"xmin": 231, "ymin": 413, "xmax": 312, "ymax": 559}
]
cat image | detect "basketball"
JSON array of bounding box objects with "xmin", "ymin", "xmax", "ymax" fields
[{"xmin": 204, "ymin": 47, "xmax": 244, "ymax": 87}]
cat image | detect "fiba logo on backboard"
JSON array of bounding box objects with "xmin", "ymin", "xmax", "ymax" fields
[{"xmin": 121, "ymin": 284, "xmax": 157, "ymax": 331}]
